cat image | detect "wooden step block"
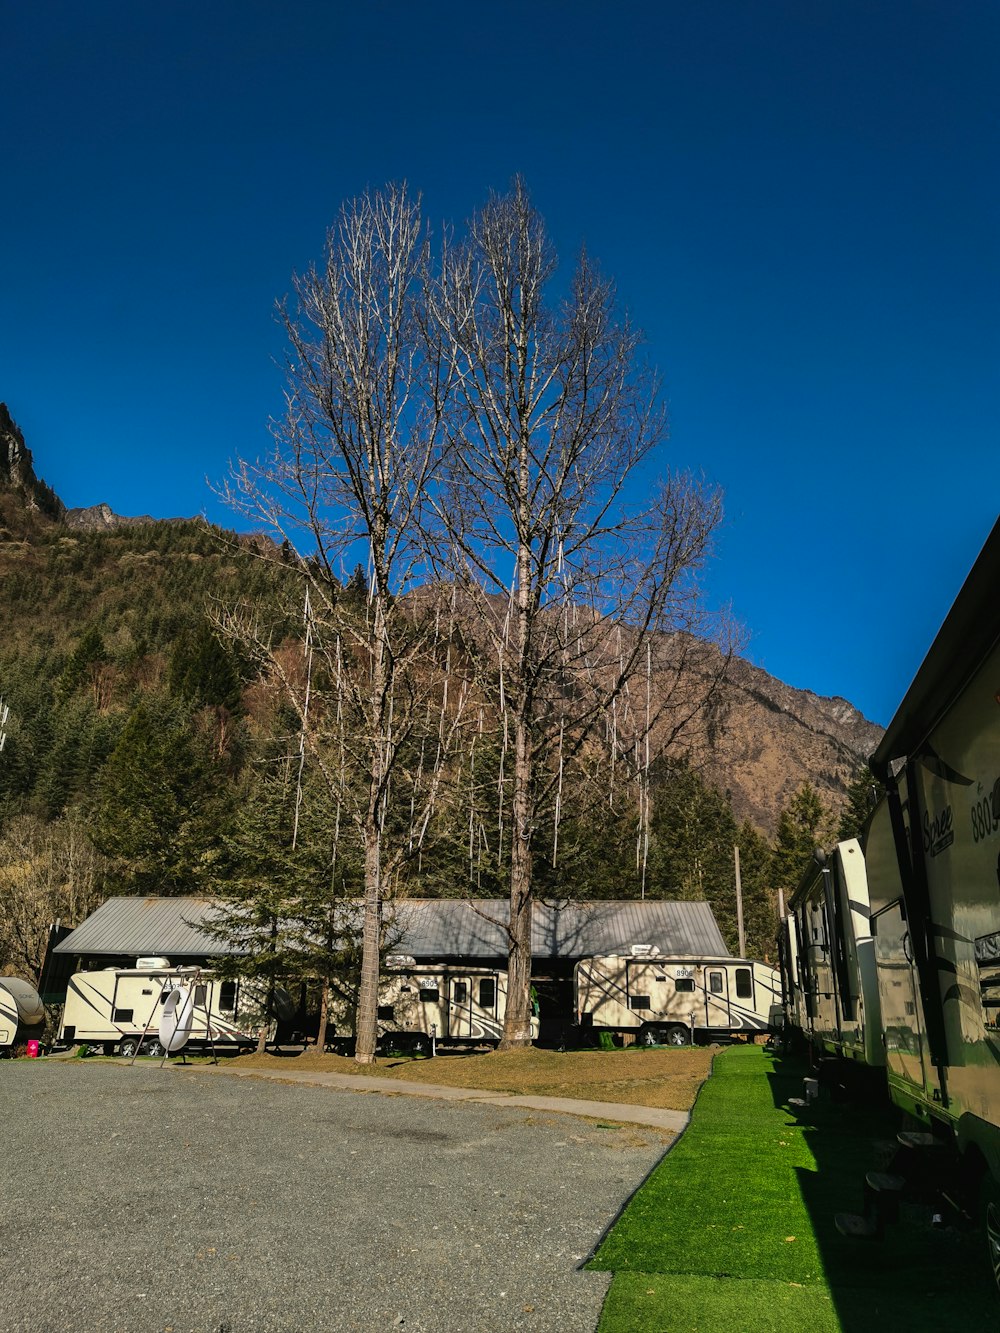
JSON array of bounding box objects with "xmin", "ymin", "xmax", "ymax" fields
[
  {"xmin": 835, "ymin": 1212, "xmax": 880, "ymax": 1239},
  {"xmin": 866, "ymin": 1172, "xmax": 906, "ymax": 1194},
  {"xmin": 897, "ymin": 1130, "xmax": 939, "ymax": 1150}
]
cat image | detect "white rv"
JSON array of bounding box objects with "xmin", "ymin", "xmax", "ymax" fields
[
  {"xmin": 327, "ymin": 960, "xmax": 539, "ymax": 1054},
  {"xmin": 574, "ymin": 947, "xmax": 780, "ymax": 1045},
  {"xmin": 0, "ymin": 977, "xmax": 46, "ymax": 1052},
  {"xmin": 787, "ymin": 838, "xmax": 884, "ymax": 1070},
  {"xmin": 58, "ymin": 962, "xmax": 262, "ymax": 1056},
  {"xmin": 866, "ymin": 516, "xmax": 1000, "ymax": 1279}
]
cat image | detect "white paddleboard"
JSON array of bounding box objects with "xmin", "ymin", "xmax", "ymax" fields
[{"xmin": 159, "ymin": 986, "xmax": 195, "ymax": 1052}]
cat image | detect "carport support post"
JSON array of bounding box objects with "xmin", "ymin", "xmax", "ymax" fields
[{"xmin": 734, "ymin": 845, "xmax": 746, "ymax": 958}]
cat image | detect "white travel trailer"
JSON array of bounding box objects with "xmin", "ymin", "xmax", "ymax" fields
[
  {"xmin": 327, "ymin": 959, "xmax": 538, "ymax": 1054},
  {"xmin": 787, "ymin": 839, "xmax": 884, "ymax": 1070},
  {"xmin": 866, "ymin": 516, "xmax": 1000, "ymax": 1278},
  {"xmin": 0, "ymin": 977, "xmax": 46, "ymax": 1052},
  {"xmin": 58, "ymin": 962, "xmax": 262, "ymax": 1056},
  {"xmin": 574, "ymin": 947, "xmax": 780, "ymax": 1045}
]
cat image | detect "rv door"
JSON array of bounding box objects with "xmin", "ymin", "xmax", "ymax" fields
[
  {"xmin": 704, "ymin": 967, "xmax": 731, "ymax": 1030},
  {"xmin": 447, "ymin": 974, "xmax": 502, "ymax": 1043}
]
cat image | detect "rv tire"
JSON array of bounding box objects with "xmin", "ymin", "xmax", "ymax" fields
[
  {"xmin": 664, "ymin": 1025, "xmax": 690, "ymax": 1047},
  {"xmin": 145, "ymin": 1039, "xmax": 165, "ymax": 1058},
  {"xmin": 637, "ymin": 1024, "xmax": 661, "ymax": 1047},
  {"xmin": 118, "ymin": 1036, "xmax": 142, "ymax": 1059},
  {"xmin": 982, "ymin": 1174, "xmax": 1000, "ymax": 1294}
]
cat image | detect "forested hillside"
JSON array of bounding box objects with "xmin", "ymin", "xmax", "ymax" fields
[{"xmin": 0, "ymin": 403, "xmax": 879, "ymax": 989}]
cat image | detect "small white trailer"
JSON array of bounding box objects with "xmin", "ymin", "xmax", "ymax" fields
[
  {"xmin": 0, "ymin": 977, "xmax": 46, "ymax": 1052},
  {"xmin": 327, "ymin": 959, "xmax": 539, "ymax": 1054},
  {"xmin": 575, "ymin": 946, "xmax": 781, "ymax": 1045},
  {"xmin": 58, "ymin": 961, "xmax": 262, "ymax": 1056}
]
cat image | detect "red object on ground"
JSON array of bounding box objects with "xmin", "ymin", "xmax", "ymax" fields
[{"xmin": 26, "ymin": 1040, "xmax": 40, "ymax": 1058}]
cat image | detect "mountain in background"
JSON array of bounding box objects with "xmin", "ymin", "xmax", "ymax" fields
[{"xmin": 0, "ymin": 402, "xmax": 881, "ymax": 836}]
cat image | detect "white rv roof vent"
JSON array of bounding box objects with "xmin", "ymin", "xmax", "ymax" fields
[
  {"xmin": 135, "ymin": 956, "xmax": 171, "ymax": 969},
  {"xmin": 385, "ymin": 954, "xmax": 416, "ymax": 968},
  {"xmin": 629, "ymin": 943, "xmax": 659, "ymax": 957}
]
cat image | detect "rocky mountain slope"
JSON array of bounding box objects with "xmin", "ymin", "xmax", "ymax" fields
[
  {"xmin": 0, "ymin": 401, "xmax": 880, "ymax": 836},
  {"xmin": 702, "ymin": 655, "xmax": 881, "ymax": 833}
]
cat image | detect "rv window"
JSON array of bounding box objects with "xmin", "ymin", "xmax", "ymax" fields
[
  {"xmin": 141, "ymin": 988, "xmax": 153, "ymax": 996},
  {"xmin": 629, "ymin": 995, "xmax": 651, "ymax": 1010},
  {"xmin": 194, "ymin": 984, "xmax": 208, "ymax": 1008},
  {"xmin": 219, "ymin": 981, "xmax": 237, "ymax": 1012},
  {"xmin": 708, "ymin": 972, "xmax": 724, "ymax": 994},
  {"xmin": 735, "ymin": 969, "xmax": 753, "ymax": 999},
  {"xmin": 675, "ymin": 978, "xmax": 695, "ymax": 993},
  {"xmin": 479, "ymin": 978, "xmax": 496, "ymax": 1009},
  {"xmin": 378, "ymin": 1005, "xmax": 395, "ymax": 1021},
  {"xmin": 453, "ymin": 982, "xmax": 468, "ymax": 1005},
  {"xmin": 113, "ymin": 1008, "xmax": 134, "ymax": 1023},
  {"xmin": 400, "ymin": 986, "xmax": 413, "ymax": 993},
  {"xmin": 160, "ymin": 990, "xmax": 170, "ymax": 1004},
  {"xmin": 419, "ymin": 988, "xmax": 439, "ymax": 1002}
]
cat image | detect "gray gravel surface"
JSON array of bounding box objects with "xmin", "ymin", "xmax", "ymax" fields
[{"xmin": 1, "ymin": 1060, "xmax": 670, "ymax": 1333}]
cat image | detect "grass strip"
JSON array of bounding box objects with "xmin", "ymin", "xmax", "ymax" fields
[{"xmin": 590, "ymin": 1045, "xmax": 995, "ymax": 1331}]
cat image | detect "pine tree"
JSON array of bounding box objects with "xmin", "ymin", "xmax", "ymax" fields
[
  {"xmin": 771, "ymin": 782, "xmax": 830, "ymax": 904},
  {"xmin": 838, "ymin": 765, "xmax": 882, "ymax": 841}
]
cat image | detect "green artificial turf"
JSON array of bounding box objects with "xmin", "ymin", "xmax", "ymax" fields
[{"xmin": 590, "ymin": 1045, "xmax": 996, "ymax": 1331}]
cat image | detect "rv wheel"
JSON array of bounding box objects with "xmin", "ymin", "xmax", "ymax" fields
[
  {"xmin": 118, "ymin": 1037, "xmax": 142, "ymax": 1059},
  {"xmin": 983, "ymin": 1177, "xmax": 1000, "ymax": 1293},
  {"xmin": 664, "ymin": 1025, "xmax": 690, "ymax": 1047},
  {"xmin": 637, "ymin": 1025, "xmax": 661, "ymax": 1047},
  {"xmin": 145, "ymin": 1039, "xmax": 165, "ymax": 1058},
  {"xmin": 410, "ymin": 1034, "xmax": 432, "ymax": 1058}
]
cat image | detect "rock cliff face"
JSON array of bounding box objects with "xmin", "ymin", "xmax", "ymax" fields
[
  {"xmin": 63, "ymin": 503, "xmax": 157, "ymax": 531},
  {"xmin": 1, "ymin": 403, "xmax": 40, "ymax": 497},
  {"xmin": 702, "ymin": 654, "xmax": 883, "ymax": 834}
]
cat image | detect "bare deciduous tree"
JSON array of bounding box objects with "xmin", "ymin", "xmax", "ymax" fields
[
  {"xmin": 219, "ymin": 185, "xmax": 467, "ymax": 1063},
  {"xmin": 430, "ymin": 179, "xmax": 735, "ymax": 1047},
  {"xmin": 0, "ymin": 813, "xmax": 106, "ymax": 985}
]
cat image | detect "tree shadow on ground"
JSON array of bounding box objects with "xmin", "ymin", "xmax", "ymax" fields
[{"xmin": 766, "ymin": 1052, "xmax": 995, "ymax": 1330}]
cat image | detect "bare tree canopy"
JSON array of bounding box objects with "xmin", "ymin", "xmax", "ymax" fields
[
  {"xmin": 429, "ymin": 178, "xmax": 734, "ymax": 1045},
  {"xmin": 219, "ymin": 179, "xmax": 733, "ymax": 1057},
  {"xmin": 220, "ymin": 185, "xmax": 468, "ymax": 1063}
]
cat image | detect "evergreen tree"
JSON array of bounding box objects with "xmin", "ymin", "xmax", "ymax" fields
[
  {"xmin": 838, "ymin": 765, "xmax": 883, "ymax": 841},
  {"xmin": 206, "ymin": 772, "xmax": 364, "ymax": 1052},
  {"xmin": 89, "ymin": 696, "xmax": 234, "ymax": 894},
  {"xmin": 771, "ymin": 782, "xmax": 830, "ymax": 904},
  {"xmin": 736, "ymin": 820, "xmax": 777, "ymax": 962}
]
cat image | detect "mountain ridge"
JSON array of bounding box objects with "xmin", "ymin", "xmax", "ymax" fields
[{"xmin": 0, "ymin": 401, "xmax": 881, "ymax": 835}]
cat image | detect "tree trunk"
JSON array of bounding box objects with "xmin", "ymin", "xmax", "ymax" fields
[
  {"xmin": 315, "ymin": 979, "xmax": 330, "ymax": 1054},
  {"xmin": 355, "ymin": 818, "xmax": 382, "ymax": 1063},
  {"xmin": 500, "ymin": 710, "xmax": 534, "ymax": 1049}
]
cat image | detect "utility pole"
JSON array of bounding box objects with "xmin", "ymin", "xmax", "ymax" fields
[{"xmin": 733, "ymin": 843, "xmax": 746, "ymax": 958}]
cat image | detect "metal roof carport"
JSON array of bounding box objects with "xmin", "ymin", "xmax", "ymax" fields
[{"xmin": 53, "ymin": 895, "xmax": 730, "ymax": 969}]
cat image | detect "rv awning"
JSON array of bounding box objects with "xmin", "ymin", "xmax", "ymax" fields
[
  {"xmin": 872, "ymin": 516, "xmax": 1000, "ymax": 778},
  {"xmin": 54, "ymin": 896, "xmax": 729, "ymax": 963}
]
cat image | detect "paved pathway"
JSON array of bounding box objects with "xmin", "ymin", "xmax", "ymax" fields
[{"xmin": 190, "ymin": 1063, "xmax": 691, "ymax": 1133}]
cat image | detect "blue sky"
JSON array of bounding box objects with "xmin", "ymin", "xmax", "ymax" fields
[{"xmin": 2, "ymin": 2, "xmax": 996, "ymax": 727}]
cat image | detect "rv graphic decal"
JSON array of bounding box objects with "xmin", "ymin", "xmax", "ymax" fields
[{"xmin": 922, "ymin": 804, "xmax": 954, "ymax": 857}]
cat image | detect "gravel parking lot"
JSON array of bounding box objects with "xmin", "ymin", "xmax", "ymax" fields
[{"xmin": 1, "ymin": 1061, "xmax": 670, "ymax": 1333}]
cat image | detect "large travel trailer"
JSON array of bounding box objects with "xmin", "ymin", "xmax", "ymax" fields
[
  {"xmin": 574, "ymin": 947, "xmax": 780, "ymax": 1045},
  {"xmin": 0, "ymin": 977, "xmax": 46, "ymax": 1052},
  {"xmin": 786, "ymin": 838, "xmax": 884, "ymax": 1070},
  {"xmin": 865, "ymin": 517, "xmax": 1000, "ymax": 1269},
  {"xmin": 327, "ymin": 959, "xmax": 539, "ymax": 1054},
  {"xmin": 58, "ymin": 963, "xmax": 263, "ymax": 1056}
]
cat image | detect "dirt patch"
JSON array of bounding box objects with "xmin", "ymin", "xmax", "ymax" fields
[{"xmin": 226, "ymin": 1044, "xmax": 716, "ymax": 1112}]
